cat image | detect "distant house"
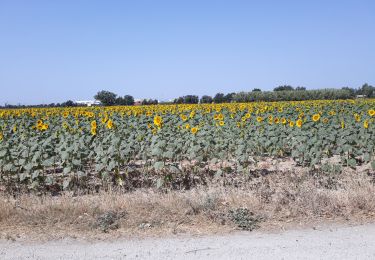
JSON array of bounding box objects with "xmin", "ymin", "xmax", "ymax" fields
[
  {"xmin": 75, "ymin": 100, "xmax": 101, "ymax": 106},
  {"xmin": 356, "ymin": 95, "xmax": 366, "ymax": 99},
  {"xmin": 134, "ymin": 99, "xmax": 143, "ymax": 106}
]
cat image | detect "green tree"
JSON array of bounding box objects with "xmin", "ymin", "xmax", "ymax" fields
[
  {"xmin": 274, "ymin": 85, "xmax": 294, "ymax": 91},
  {"xmin": 200, "ymin": 95, "xmax": 213, "ymax": 103},
  {"xmin": 359, "ymin": 83, "xmax": 375, "ymax": 97},
  {"xmin": 94, "ymin": 90, "xmax": 117, "ymax": 106},
  {"xmin": 213, "ymin": 93, "xmax": 225, "ymax": 103}
]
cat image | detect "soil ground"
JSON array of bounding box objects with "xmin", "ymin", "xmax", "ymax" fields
[{"xmin": 1, "ymin": 222, "xmax": 375, "ymax": 259}]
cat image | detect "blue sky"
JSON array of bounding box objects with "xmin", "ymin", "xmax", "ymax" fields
[{"xmin": 0, "ymin": 0, "xmax": 374, "ymax": 105}]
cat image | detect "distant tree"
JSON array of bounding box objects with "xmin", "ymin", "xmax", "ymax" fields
[
  {"xmin": 359, "ymin": 83, "xmax": 375, "ymax": 97},
  {"xmin": 61, "ymin": 100, "xmax": 75, "ymax": 107},
  {"xmin": 142, "ymin": 99, "xmax": 158, "ymax": 105},
  {"xmin": 94, "ymin": 90, "xmax": 117, "ymax": 106},
  {"xmin": 252, "ymin": 88, "xmax": 262, "ymax": 92},
  {"xmin": 200, "ymin": 95, "xmax": 213, "ymax": 103},
  {"xmin": 213, "ymin": 93, "xmax": 225, "ymax": 103},
  {"xmin": 224, "ymin": 92, "xmax": 235, "ymax": 103},
  {"xmin": 183, "ymin": 95, "xmax": 199, "ymax": 104},
  {"xmin": 295, "ymin": 86, "xmax": 306, "ymax": 91},
  {"xmin": 274, "ymin": 85, "xmax": 294, "ymax": 91},
  {"xmin": 173, "ymin": 97, "xmax": 184, "ymax": 104},
  {"xmin": 341, "ymin": 87, "xmax": 356, "ymax": 97},
  {"xmin": 124, "ymin": 95, "xmax": 134, "ymax": 105},
  {"xmin": 115, "ymin": 96, "xmax": 125, "ymax": 105}
]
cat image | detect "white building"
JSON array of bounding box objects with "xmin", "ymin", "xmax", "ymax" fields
[{"xmin": 75, "ymin": 100, "xmax": 101, "ymax": 106}]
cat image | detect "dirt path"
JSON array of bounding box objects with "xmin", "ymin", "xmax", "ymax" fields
[{"xmin": 1, "ymin": 223, "xmax": 375, "ymax": 259}]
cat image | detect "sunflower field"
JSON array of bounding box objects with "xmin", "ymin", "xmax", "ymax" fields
[{"xmin": 0, "ymin": 99, "xmax": 374, "ymax": 192}]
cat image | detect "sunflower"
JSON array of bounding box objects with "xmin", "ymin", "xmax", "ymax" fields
[
  {"xmin": 354, "ymin": 114, "xmax": 361, "ymax": 122},
  {"xmin": 296, "ymin": 119, "xmax": 302, "ymax": 128},
  {"xmin": 241, "ymin": 116, "xmax": 246, "ymax": 122},
  {"xmin": 41, "ymin": 124, "xmax": 49, "ymax": 131},
  {"xmin": 289, "ymin": 121, "xmax": 294, "ymax": 127},
  {"xmin": 0, "ymin": 132, "xmax": 3, "ymax": 141},
  {"xmin": 341, "ymin": 121, "xmax": 345, "ymax": 129},
  {"xmin": 328, "ymin": 110, "xmax": 336, "ymax": 116},
  {"xmin": 191, "ymin": 127, "xmax": 198, "ymax": 134},
  {"xmin": 218, "ymin": 113, "xmax": 224, "ymax": 121},
  {"xmin": 101, "ymin": 117, "xmax": 108, "ymax": 124},
  {"xmin": 189, "ymin": 111, "xmax": 195, "ymax": 118},
  {"xmin": 185, "ymin": 123, "xmax": 190, "ymax": 129},
  {"xmin": 91, "ymin": 127, "xmax": 97, "ymax": 136},
  {"xmin": 364, "ymin": 120, "xmax": 369, "ymax": 129},
  {"xmin": 91, "ymin": 120, "xmax": 97, "ymax": 128},
  {"xmin": 245, "ymin": 113, "xmax": 251, "ymax": 119},
  {"xmin": 219, "ymin": 120, "xmax": 225, "ymax": 126},
  {"xmin": 180, "ymin": 114, "xmax": 188, "ymax": 121},
  {"xmin": 63, "ymin": 111, "xmax": 69, "ymax": 118},
  {"xmin": 107, "ymin": 119, "xmax": 114, "ymax": 129},
  {"xmin": 281, "ymin": 118, "xmax": 287, "ymax": 125},
  {"xmin": 274, "ymin": 117, "xmax": 280, "ymax": 124},
  {"xmin": 312, "ymin": 113, "xmax": 320, "ymax": 122},
  {"xmin": 256, "ymin": 116, "xmax": 263, "ymax": 123},
  {"xmin": 368, "ymin": 109, "xmax": 375, "ymax": 117},
  {"xmin": 153, "ymin": 115, "xmax": 162, "ymax": 127},
  {"xmin": 323, "ymin": 118, "xmax": 329, "ymax": 124}
]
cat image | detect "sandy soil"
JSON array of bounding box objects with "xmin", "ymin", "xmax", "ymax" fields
[{"xmin": 1, "ymin": 223, "xmax": 375, "ymax": 259}]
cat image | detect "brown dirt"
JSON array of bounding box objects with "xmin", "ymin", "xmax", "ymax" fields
[{"xmin": 1, "ymin": 168, "xmax": 375, "ymax": 241}]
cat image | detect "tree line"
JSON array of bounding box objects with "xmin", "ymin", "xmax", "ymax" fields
[
  {"xmin": 1, "ymin": 83, "xmax": 374, "ymax": 108},
  {"xmin": 172, "ymin": 84, "xmax": 374, "ymax": 104}
]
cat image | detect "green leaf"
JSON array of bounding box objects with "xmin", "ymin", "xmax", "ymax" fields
[
  {"xmin": 0, "ymin": 150, "xmax": 7, "ymax": 157},
  {"xmin": 156, "ymin": 178, "xmax": 164, "ymax": 189},
  {"xmin": 215, "ymin": 169, "xmax": 223, "ymax": 178},
  {"xmin": 348, "ymin": 158, "xmax": 356, "ymax": 168},
  {"xmin": 154, "ymin": 161, "xmax": 165, "ymax": 170},
  {"xmin": 63, "ymin": 167, "xmax": 72, "ymax": 174},
  {"xmin": 169, "ymin": 165, "xmax": 180, "ymax": 173},
  {"xmin": 63, "ymin": 178, "xmax": 71, "ymax": 190}
]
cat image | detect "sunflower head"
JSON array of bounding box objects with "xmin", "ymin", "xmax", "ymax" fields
[
  {"xmin": 91, "ymin": 127, "xmax": 97, "ymax": 136},
  {"xmin": 153, "ymin": 115, "xmax": 162, "ymax": 127},
  {"xmin": 354, "ymin": 114, "xmax": 361, "ymax": 122},
  {"xmin": 312, "ymin": 113, "xmax": 320, "ymax": 122},
  {"xmin": 364, "ymin": 120, "xmax": 369, "ymax": 129},
  {"xmin": 106, "ymin": 119, "xmax": 114, "ymax": 129},
  {"xmin": 191, "ymin": 127, "xmax": 198, "ymax": 134},
  {"xmin": 180, "ymin": 114, "xmax": 188, "ymax": 121}
]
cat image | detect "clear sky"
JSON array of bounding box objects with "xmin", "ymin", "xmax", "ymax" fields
[{"xmin": 0, "ymin": 0, "xmax": 374, "ymax": 105}]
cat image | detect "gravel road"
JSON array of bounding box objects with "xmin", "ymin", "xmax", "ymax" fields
[{"xmin": 1, "ymin": 223, "xmax": 375, "ymax": 259}]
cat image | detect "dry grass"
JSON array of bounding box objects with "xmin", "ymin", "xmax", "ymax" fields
[{"xmin": 1, "ymin": 169, "xmax": 375, "ymax": 241}]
